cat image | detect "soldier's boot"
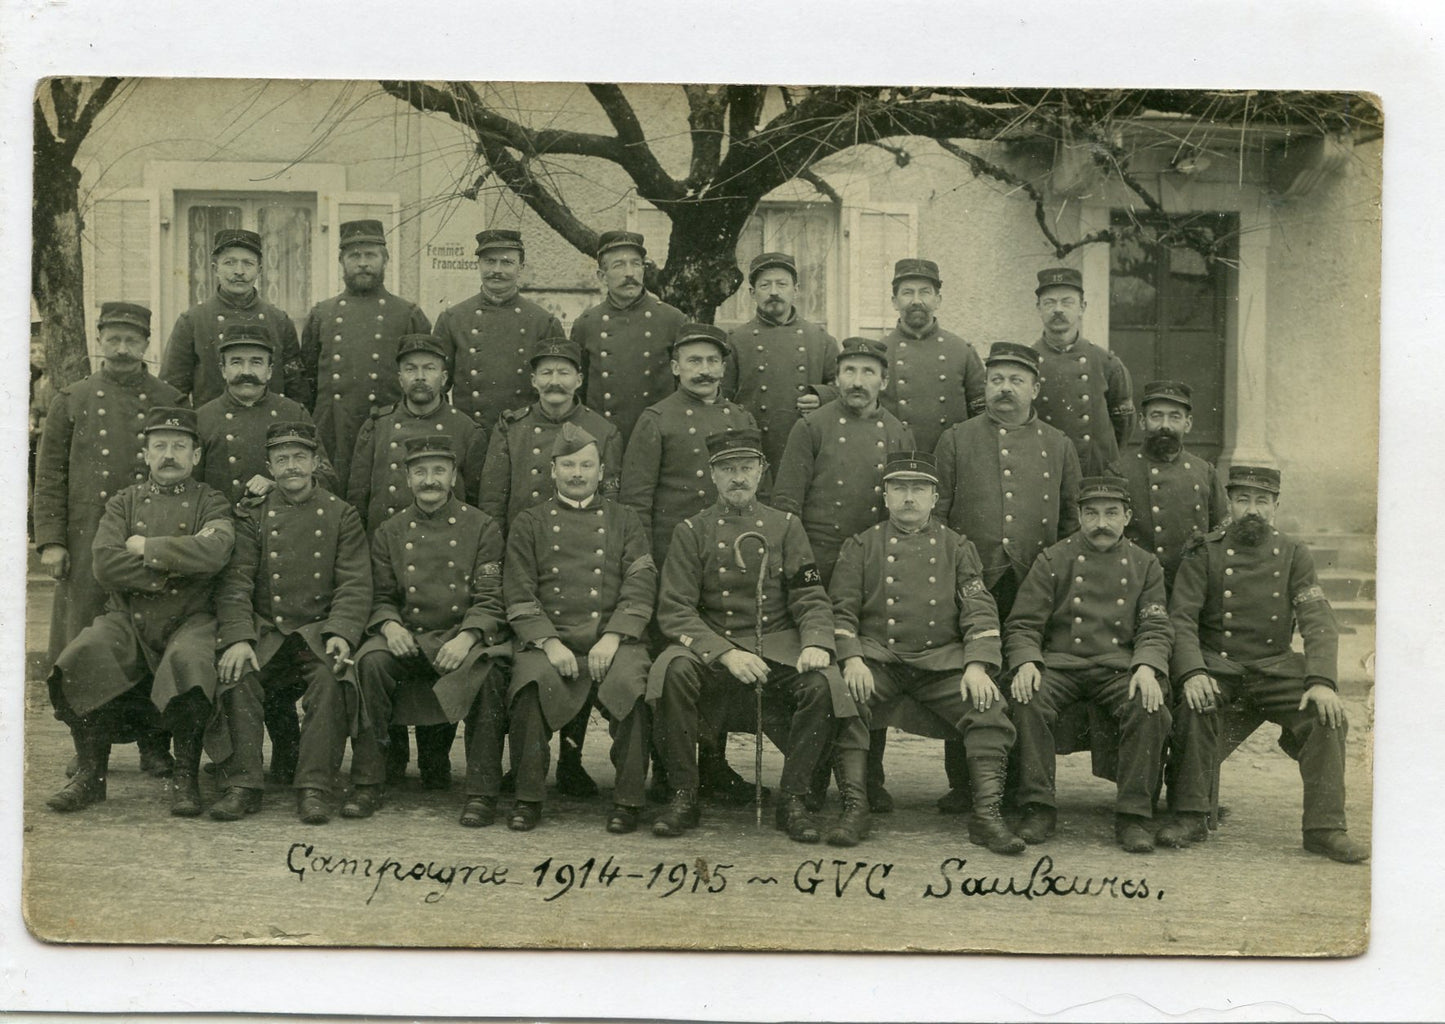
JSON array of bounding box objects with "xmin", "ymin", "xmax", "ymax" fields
[
  {"xmin": 341, "ymin": 784, "xmax": 385, "ymax": 819},
  {"xmin": 651, "ymin": 789, "xmax": 700, "ymax": 837},
  {"xmin": 137, "ymin": 728, "xmax": 175, "ymax": 778},
  {"xmin": 297, "ymin": 788, "xmax": 331, "ymax": 826},
  {"xmin": 169, "ymin": 731, "xmax": 205, "ymax": 818},
  {"xmin": 826, "ymin": 749, "xmax": 871, "ymax": 847},
  {"xmin": 47, "ymin": 729, "xmax": 109, "ymax": 813},
  {"xmin": 866, "ymin": 729, "xmax": 893, "ymax": 813},
  {"xmin": 965, "ymin": 757, "xmax": 1025, "ymax": 855},
  {"xmin": 804, "ymin": 748, "xmax": 833, "ymax": 813},
  {"xmin": 1303, "ymin": 829, "xmax": 1370, "ymax": 864},
  {"xmin": 209, "ymin": 786, "xmax": 262, "ymax": 821},
  {"xmin": 1115, "ymin": 814, "xmax": 1156, "ymax": 854},
  {"xmin": 555, "ymin": 707, "xmax": 598, "ymax": 798},
  {"xmin": 698, "ymin": 739, "xmax": 763, "ymax": 805},
  {"xmin": 1016, "ymin": 803, "xmax": 1057, "ymax": 844},
  {"xmin": 1156, "ymin": 812, "xmax": 1209, "ymax": 849},
  {"xmin": 775, "ymin": 794, "xmax": 822, "ymax": 843}
]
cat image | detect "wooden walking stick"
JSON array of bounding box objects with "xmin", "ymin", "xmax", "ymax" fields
[{"xmin": 733, "ymin": 531, "xmax": 769, "ymax": 828}]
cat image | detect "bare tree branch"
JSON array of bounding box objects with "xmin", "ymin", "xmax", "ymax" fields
[
  {"xmin": 798, "ymin": 168, "xmax": 842, "ymax": 207},
  {"xmin": 585, "ymin": 84, "xmax": 678, "ymax": 199},
  {"xmin": 681, "ymin": 84, "xmax": 727, "ymax": 193}
]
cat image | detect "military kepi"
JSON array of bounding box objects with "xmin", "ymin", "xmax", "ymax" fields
[
  {"xmin": 706, "ymin": 427, "xmax": 765, "ymax": 464},
  {"xmin": 552, "ymin": 422, "xmax": 600, "ymax": 460},
  {"xmin": 837, "ymin": 336, "xmax": 889, "ymax": 369},
  {"xmin": 395, "ymin": 333, "xmax": 451, "ymax": 363},
  {"xmin": 596, "ymin": 229, "xmax": 646, "ymax": 260},
  {"xmin": 474, "ymin": 228, "xmax": 523, "ymax": 256},
  {"xmin": 892, "ymin": 258, "xmax": 942, "ymax": 288},
  {"xmin": 1141, "ymin": 379, "xmax": 1193, "ymax": 410},
  {"xmin": 217, "ymin": 322, "xmax": 274, "ymax": 354},
  {"xmin": 96, "ymin": 301, "xmax": 151, "ymax": 335},
  {"xmin": 985, "ymin": 341, "xmax": 1040, "ymax": 374},
  {"xmin": 1077, "ymin": 475, "xmax": 1132, "ymax": 504},
  {"xmin": 882, "ymin": 450, "xmax": 939, "ymax": 484},
  {"xmin": 212, "ymin": 228, "xmax": 263, "ymax": 258},
  {"xmin": 340, "ymin": 219, "xmax": 387, "ymax": 249},
  {"xmin": 265, "ymin": 421, "xmax": 320, "ymax": 450},
  {"xmin": 404, "ymin": 434, "xmax": 457, "ymax": 464},
  {"xmin": 1227, "ymin": 464, "xmax": 1281, "ymax": 495},
  {"xmin": 748, "ymin": 251, "xmax": 797, "ymax": 283},
  {"xmin": 670, "ymin": 322, "xmax": 731, "ymax": 358},
  {"xmin": 1036, "ymin": 266, "xmax": 1084, "ymax": 295},
  {"xmin": 530, "ymin": 332, "xmax": 583, "ymax": 369},
  {"xmin": 143, "ymin": 406, "xmax": 200, "ymax": 440}
]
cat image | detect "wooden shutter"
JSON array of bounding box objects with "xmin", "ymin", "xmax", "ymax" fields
[
  {"xmin": 845, "ymin": 201, "xmax": 917, "ymax": 339},
  {"xmin": 85, "ymin": 189, "xmax": 161, "ymax": 365}
]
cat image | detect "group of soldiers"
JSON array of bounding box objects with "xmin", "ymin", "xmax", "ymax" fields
[{"xmin": 32, "ymin": 221, "xmax": 1366, "ymax": 862}]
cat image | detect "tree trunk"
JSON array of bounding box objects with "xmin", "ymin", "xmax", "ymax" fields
[
  {"xmin": 32, "ymin": 124, "xmax": 91, "ymax": 390},
  {"xmin": 653, "ymin": 196, "xmax": 754, "ymax": 322}
]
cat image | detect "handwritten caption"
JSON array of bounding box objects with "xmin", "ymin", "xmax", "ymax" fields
[{"xmin": 285, "ymin": 843, "xmax": 1164, "ymax": 906}]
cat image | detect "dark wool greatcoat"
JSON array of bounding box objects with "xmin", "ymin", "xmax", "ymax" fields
[
  {"xmin": 480, "ymin": 400, "xmax": 623, "ymax": 530},
  {"xmin": 1121, "ymin": 445, "xmax": 1226, "ymax": 590},
  {"xmin": 572, "ymin": 291, "xmax": 687, "ymax": 443},
  {"xmin": 877, "ymin": 319, "xmax": 986, "ymax": 453},
  {"xmin": 723, "ymin": 309, "xmax": 840, "ymax": 466},
  {"xmin": 346, "ymin": 401, "xmax": 487, "ymax": 533},
  {"xmin": 195, "ymin": 390, "xmax": 339, "ymax": 504},
  {"xmin": 160, "ymin": 289, "xmax": 305, "ymax": 406},
  {"xmin": 431, "ymin": 291, "xmax": 561, "ymax": 434},
  {"xmin": 1031, "ymin": 334, "xmax": 1134, "ymax": 477}
]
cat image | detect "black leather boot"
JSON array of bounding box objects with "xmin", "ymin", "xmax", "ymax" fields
[
  {"xmin": 826, "ymin": 748, "xmax": 871, "ymax": 847},
  {"xmin": 169, "ymin": 728, "xmax": 204, "ymax": 817},
  {"xmin": 652, "ymin": 789, "xmax": 700, "ymax": 837},
  {"xmin": 47, "ymin": 726, "xmax": 109, "ymax": 813},
  {"xmin": 966, "ymin": 756, "xmax": 1025, "ymax": 854},
  {"xmin": 775, "ymin": 794, "xmax": 822, "ymax": 843},
  {"xmin": 804, "ymin": 746, "xmax": 833, "ymax": 812},
  {"xmin": 137, "ymin": 727, "xmax": 175, "ymax": 777},
  {"xmin": 865, "ymin": 729, "xmax": 893, "ymax": 813}
]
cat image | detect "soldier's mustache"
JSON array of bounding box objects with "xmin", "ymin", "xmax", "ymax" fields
[
  {"xmin": 690, "ymin": 374, "xmax": 720, "ymax": 384},
  {"xmin": 232, "ymin": 374, "xmax": 265, "ymax": 386},
  {"xmin": 541, "ymin": 385, "xmax": 569, "ymax": 393}
]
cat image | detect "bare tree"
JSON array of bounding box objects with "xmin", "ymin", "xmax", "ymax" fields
[{"xmin": 379, "ymin": 83, "xmax": 1381, "ymax": 320}]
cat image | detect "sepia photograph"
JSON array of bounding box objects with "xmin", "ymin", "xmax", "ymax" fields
[{"xmin": 19, "ymin": 73, "xmax": 1381, "ymax": 961}]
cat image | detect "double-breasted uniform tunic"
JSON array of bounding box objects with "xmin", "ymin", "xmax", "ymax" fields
[
  {"xmin": 300, "ymin": 286, "xmax": 431, "ymax": 482},
  {"xmin": 431, "ymin": 291, "xmax": 561, "ymax": 434},
  {"xmin": 1121, "ymin": 446, "xmax": 1226, "ymax": 589},
  {"xmin": 480, "ymin": 400, "xmax": 623, "ymax": 529},
  {"xmin": 195, "ymin": 391, "xmax": 338, "ymax": 504},
  {"xmin": 878, "ymin": 319, "xmax": 986, "ymax": 453},
  {"xmin": 723, "ymin": 309, "xmax": 840, "ymax": 466},
  {"xmin": 572, "ymin": 292, "xmax": 686, "ymax": 443},
  {"xmin": 933, "ymin": 412, "xmax": 1082, "ymax": 589},
  {"xmin": 505, "ymin": 496, "xmax": 656, "ymax": 729},
  {"xmin": 160, "ymin": 289, "xmax": 305, "ymax": 406},
  {"xmin": 52, "ymin": 478, "xmax": 234, "ymax": 722},
  {"xmin": 32, "ymin": 367, "xmax": 183, "ymax": 666},
  {"xmin": 619, "ymin": 390, "xmax": 757, "ymax": 565},
  {"xmin": 1031, "ymin": 335, "xmax": 1134, "ymax": 477},
  {"xmin": 771, "ymin": 399, "xmax": 915, "ymax": 583},
  {"xmin": 346, "ymin": 401, "xmax": 488, "ymax": 533}
]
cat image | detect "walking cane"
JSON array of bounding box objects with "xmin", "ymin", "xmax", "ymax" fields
[{"xmin": 733, "ymin": 531, "xmax": 770, "ymax": 829}]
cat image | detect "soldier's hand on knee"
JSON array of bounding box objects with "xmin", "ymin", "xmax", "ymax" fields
[
  {"xmin": 380, "ymin": 621, "xmax": 421, "ymax": 659},
  {"xmin": 1182, "ymin": 673, "xmax": 1220, "ymax": 713},
  {"xmin": 39, "ymin": 544, "xmax": 69, "ymax": 580},
  {"xmin": 587, "ymin": 632, "xmax": 622, "ymax": 679},
  {"xmin": 719, "ymin": 649, "xmax": 769, "ymax": 686},
  {"xmin": 796, "ymin": 646, "xmax": 831, "ymax": 673},
  {"xmin": 434, "ymin": 632, "xmax": 476, "ymax": 673},
  {"xmin": 543, "ymin": 637, "xmax": 579, "ymax": 679},
  {"xmin": 218, "ymin": 641, "xmax": 258, "ymax": 684},
  {"xmin": 1299, "ymin": 682, "xmax": 1346, "ymax": 729},
  {"xmin": 1129, "ymin": 665, "xmax": 1164, "ymax": 713},
  {"xmin": 842, "ymin": 657, "xmax": 875, "ymax": 703},
  {"xmin": 961, "ymin": 663, "xmax": 1002, "ymax": 711},
  {"xmin": 325, "ymin": 636, "xmax": 353, "ymax": 672},
  {"xmin": 1011, "ymin": 662, "xmax": 1042, "ymax": 704}
]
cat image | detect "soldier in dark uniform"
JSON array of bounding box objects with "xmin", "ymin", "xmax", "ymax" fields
[
  {"xmin": 830, "ymin": 452, "xmax": 1024, "ymax": 854},
  {"xmin": 1006, "ymin": 476, "xmax": 1173, "ymax": 853},
  {"xmin": 773, "ymin": 337, "xmax": 914, "ymax": 584},
  {"xmin": 1159, "ymin": 466, "xmax": 1367, "ymax": 862},
  {"xmin": 572, "ymin": 231, "xmax": 686, "ymax": 443},
  {"xmin": 648, "ymin": 428, "xmax": 867, "ymax": 845},
  {"xmin": 160, "ymin": 228, "xmax": 305, "ymax": 407},
  {"xmin": 45, "ymin": 407, "xmax": 235, "ymax": 817},
  {"xmin": 214, "ymin": 422, "xmax": 371, "ymax": 824},
  {"xmin": 33, "ymin": 301, "xmax": 182, "ymax": 776},
  {"xmin": 353, "ymin": 436, "xmax": 511, "ymax": 823},
  {"xmin": 925, "ymin": 341, "xmax": 1082, "ymax": 812},
  {"xmin": 300, "ymin": 219, "xmax": 431, "ymax": 484},
  {"xmin": 723, "ymin": 251, "xmax": 840, "ymax": 466},
  {"xmin": 503, "ymin": 424, "xmax": 657, "ymax": 833},
  {"xmin": 1121, "ymin": 379, "xmax": 1226, "ymax": 590},
  {"xmin": 878, "ymin": 258, "xmax": 986, "ymax": 454},
  {"xmin": 1031, "ymin": 267, "xmax": 1134, "ymax": 476},
  {"xmin": 431, "ymin": 229, "xmax": 562, "ymax": 435}
]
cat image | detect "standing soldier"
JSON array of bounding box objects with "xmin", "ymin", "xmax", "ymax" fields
[
  {"xmin": 1121, "ymin": 380, "xmax": 1226, "ymax": 591},
  {"xmin": 1006, "ymin": 476, "xmax": 1173, "ymax": 853},
  {"xmin": 1159, "ymin": 466, "xmax": 1367, "ymax": 862},
  {"xmin": 572, "ymin": 231, "xmax": 686, "ymax": 443},
  {"xmin": 829, "ymin": 452, "xmax": 1024, "ymax": 854},
  {"xmin": 214, "ymin": 422, "xmax": 371, "ymax": 824},
  {"xmin": 1031, "ymin": 267, "xmax": 1135, "ymax": 476},
  {"xmin": 723, "ymin": 251, "xmax": 839, "ymax": 466},
  {"xmin": 160, "ymin": 228, "xmax": 305, "ymax": 406},
  {"xmin": 773, "ymin": 337, "xmax": 913, "ymax": 584},
  {"xmin": 300, "ymin": 219, "xmax": 431, "ymax": 485},
  {"xmin": 924, "ymin": 341, "xmax": 1082, "ymax": 812},
  {"xmin": 431, "ymin": 229, "xmax": 561, "ymax": 435},
  {"xmin": 33, "ymin": 301, "xmax": 183, "ymax": 776},
  {"xmin": 648, "ymin": 428, "xmax": 866, "ymax": 844},
  {"xmin": 503, "ymin": 424, "xmax": 657, "ymax": 833},
  {"xmin": 353, "ymin": 436, "xmax": 512, "ymax": 823},
  {"xmin": 44, "ymin": 407, "xmax": 235, "ymax": 817},
  {"xmin": 878, "ymin": 258, "xmax": 986, "ymax": 454}
]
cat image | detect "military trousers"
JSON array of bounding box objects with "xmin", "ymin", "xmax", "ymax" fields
[
  {"xmin": 862, "ymin": 661, "xmax": 1015, "ymax": 762},
  {"xmin": 510, "ymin": 683, "xmax": 651, "ymax": 807},
  {"xmin": 657, "ymin": 653, "xmax": 861, "ymax": 797},
  {"xmin": 1010, "ymin": 666, "xmax": 1171, "ymax": 818},
  {"xmin": 355, "ymin": 650, "xmax": 509, "ymax": 796},
  {"xmin": 943, "ymin": 568, "xmax": 1021, "ymax": 789},
  {"xmin": 1167, "ymin": 671, "xmax": 1348, "ymax": 832},
  {"xmin": 221, "ymin": 636, "xmax": 348, "ymax": 792}
]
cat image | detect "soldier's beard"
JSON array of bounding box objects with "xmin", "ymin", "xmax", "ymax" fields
[
  {"xmin": 344, "ymin": 269, "xmax": 382, "ymax": 294},
  {"xmin": 1144, "ymin": 428, "xmax": 1183, "ymax": 459},
  {"xmin": 1232, "ymin": 514, "xmax": 1271, "ymax": 546}
]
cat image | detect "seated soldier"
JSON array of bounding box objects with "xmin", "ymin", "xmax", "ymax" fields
[
  {"xmin": 1006, "ymin": 476, "xmax": 1174, "ymax": 853},
  {"xmin": 503, "ymin": 423, "xmax": 656, "ymax": 833},
  {"xmin": 829, "ymin": 451, "xmax": 1024, "ymax": 854},
  {"xmin": 353, "ymin": 435, "xmax": 512, "ymax": 824},
  {"xmin": 46, "ymin": 407, "xmax": 235, "ymax": 817},
  {"xmin": 1159, "ymin": 465, "xmax": 1367, "ymax": 863}
]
